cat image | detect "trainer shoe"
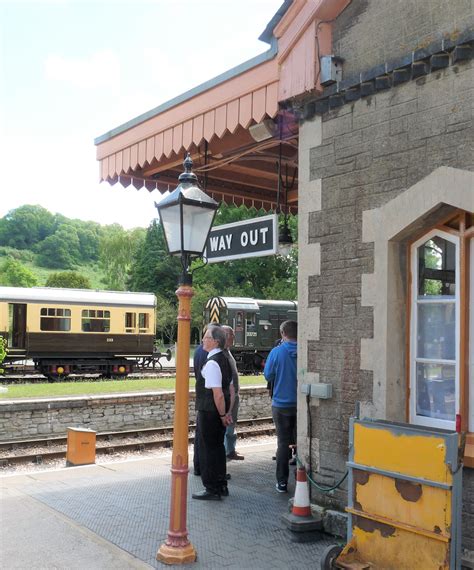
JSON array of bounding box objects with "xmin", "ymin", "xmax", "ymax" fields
[{"xmin": 276, "ymin": 482, "xmax": 288, "ymax": 493}]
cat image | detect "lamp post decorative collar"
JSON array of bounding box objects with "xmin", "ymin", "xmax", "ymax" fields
[{"xmin": 156, "ymin": 154, "xmax": 218, "ymax": 565}]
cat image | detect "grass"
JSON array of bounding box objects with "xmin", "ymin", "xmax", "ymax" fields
[{"xmin": 0, "ymin": 374, "xmax": 266, "ymax": 399}]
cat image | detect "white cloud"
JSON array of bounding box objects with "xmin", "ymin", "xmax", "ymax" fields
[{"xmin": 44, "ymin": 50, "xmax": 121, "ymax": 89}]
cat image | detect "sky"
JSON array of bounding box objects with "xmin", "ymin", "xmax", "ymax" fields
[{"xmin": 0, "ymin": 0, "xmax": 283, "ymax": 229}]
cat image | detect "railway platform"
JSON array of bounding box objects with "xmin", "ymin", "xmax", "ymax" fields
[{"xmin": 0, "ymin": 442, "xmax": 334, "ymax": 569}]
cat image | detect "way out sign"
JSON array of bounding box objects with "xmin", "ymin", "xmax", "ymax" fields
[{"xmin": 204, "ymin": 214, "xmax": 278, "ymax": 263}]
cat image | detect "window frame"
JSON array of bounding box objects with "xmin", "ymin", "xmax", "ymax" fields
[
  {"xmin": 39, "ymin": 307, "xmax": 72, "ymax": 332},
  {"xmin": 409, "ymin": 228, "xmax": 460, "ymax": 430},
  {"xmin": 81, "ymin": 308, "xmax": 111, "ymax": 333}
]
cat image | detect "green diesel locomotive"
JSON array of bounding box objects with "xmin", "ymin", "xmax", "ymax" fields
[{"xmin": 204, "ymin": 296, "xmax": 298, "ymax": 373}]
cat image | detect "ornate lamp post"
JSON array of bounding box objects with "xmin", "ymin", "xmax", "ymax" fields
[{"xmin": 155, "ymin": 154, "xmax": 218, "ymax": 565}]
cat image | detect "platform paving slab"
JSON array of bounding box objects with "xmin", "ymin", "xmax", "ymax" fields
[{"xmin": 1, "ymin": 443, "xmax": 336, "ymax": 569}]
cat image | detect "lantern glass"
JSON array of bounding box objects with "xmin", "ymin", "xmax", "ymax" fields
[{"xmin": 159, "ymin": 202, "xmax": 216, "ymax": 256}]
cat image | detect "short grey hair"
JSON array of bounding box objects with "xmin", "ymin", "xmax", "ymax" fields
[{"xmin": 209, "ymin": 325, "xmax": 226, "ymax": 349}]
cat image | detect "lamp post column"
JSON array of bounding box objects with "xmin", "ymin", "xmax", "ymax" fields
[{"xmin": 157, "ymin": 280, "xmax": 197, "ymax": 565}]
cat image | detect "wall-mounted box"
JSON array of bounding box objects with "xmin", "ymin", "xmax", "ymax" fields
[
  {"xmin": 320, "ymin": 55, "xmax": 343, "ymax": 86},
  {"xmin": 300, "ymin": 383, "xmax": 333, "ymax": 399}
]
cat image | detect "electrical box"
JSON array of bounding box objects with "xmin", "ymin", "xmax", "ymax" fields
[
  {"xmin": 300, "ymin": 383, "xmax": 333, "ymax": 399},
  {"xmin": 320, "ymin": 55, "xmax": 343, "ymax": 86}
]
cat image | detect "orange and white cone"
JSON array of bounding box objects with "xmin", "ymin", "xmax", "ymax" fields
[{"xmin": 292, "ymin": 467, "xmax": 311, "ymax": 517}]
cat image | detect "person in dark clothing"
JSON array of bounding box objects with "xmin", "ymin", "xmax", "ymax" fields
[
  {"xmin": 264, "ymin": 320, "xmax": 298, "ymax": 493},
  {"xmin": 192, "ymin": 326, "xmax": 234, "ymax": 501},
  {"xmin": 192, "ymin": 342, "xmax": 209, "ymax": 476}
]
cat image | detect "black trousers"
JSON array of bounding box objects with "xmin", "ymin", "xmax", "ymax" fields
[
  {"xmin": 198, "ymin": 409, "xmax": 227, "ymax": 494},
  {"xmin": 272, "ymin": 406, "xmax": 297, "ymax": 484}
]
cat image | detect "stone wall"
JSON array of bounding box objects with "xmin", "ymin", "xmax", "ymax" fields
[
  {"xmin": 0, "ymin": 386, "xmax": 271, "ymax": 441},
  {"xmin": 332, "ymin": 0, "xmax": 474, "ymax": 79},
  {"xmin": 298, "ymin": 0, "xmax": 474, "ymax": 548}
]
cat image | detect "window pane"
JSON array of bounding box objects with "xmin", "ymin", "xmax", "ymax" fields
[
  {"xmin": 125, "ymin": 312, "xmax": 136, "ymax": 328},
  {"xmin": 97, "ymin": 310, "xmax": 103, "ymax": 318},
  {"xmin": 40, "ymin": 308, "xmax": 47, "ymax": 316},
  {"xmin": 105, "ymin": 311, "xmax": 110, "ymax": 318},
  {"xmin": 417, "ymin": 303, "xmax": 455, "ymax": 360},
  {"xmin": 48, "ymin": 308, "xmax": 55, "ymax": 316},
  {"xmin": 416, "ymin": 362, "xmax": 455, "ymax": 421},
  {"xmin": 139, "ymin": 313, "xmax": 149, "ymax": 329},
  {"xmin": 418, "ymin": 237, "xmax": 456, "ymax": 297},
  {"xmin": 57, "ymin": 309, "xmax": 64, "ymax": 316},
  {"xmin": 40, "ymin": 317, "xmax": 71, "ymax": 332},
  {"xmin": 65, "ymin": 309, "xmax": 71, "ymax": 316}
]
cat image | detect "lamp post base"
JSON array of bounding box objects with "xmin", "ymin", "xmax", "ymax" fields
[{"xmin": 156, "ymin": 542, "xmax": 197, "ymax": 565}]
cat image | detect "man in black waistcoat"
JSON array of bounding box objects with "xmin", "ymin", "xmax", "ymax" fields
[{"xmin": 192, "ymin": 326, "xmax": 234, "ymax": 501}]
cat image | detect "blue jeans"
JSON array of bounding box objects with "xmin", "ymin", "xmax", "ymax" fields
[
  {"xmin": 225, "ymin": 394, "xmax": 239, "ymax": 455},
  {"xmin": 272, "ymin": 406, "xmax": 296, "ymax": 484}
]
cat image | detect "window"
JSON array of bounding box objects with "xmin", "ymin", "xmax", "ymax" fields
[
  {"xmin": 246, "ymin": 313, "xmax": 256, "ymax": 327},
  {"xmin": 125, "ymin": 312, "xmax": 136, "ymax": 333},
  {"xmin": 138, "ymin": 312, "xmax": 150, "ymax": 332},
  {"xmin": 82, "ymin": 309, "xmax": 110, "ymax": 333},
  {"xmin": 410, "ymin": 229, "xmax": 459, "ymax": 429},
  {"xmin": 40, "ymin": 308, "xmax": 71, "ymax": 331}
]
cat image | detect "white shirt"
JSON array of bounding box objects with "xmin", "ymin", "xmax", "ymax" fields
[{"xmin": 202, "ymin": 348, "xmax": 234, "ymax": 389}]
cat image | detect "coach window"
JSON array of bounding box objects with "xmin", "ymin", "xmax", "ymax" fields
[
  {"xmin": 82, "ymin": 309, "xmax": 111, "ymax": 333},
  {"xmin": 125, "ymin": 312, "xmax": 136, "ymax": 333},
  {"xmin": 40, "ymin": 308, "xmax": 71, "ymax": 331},
  {"xmin": 138, "ymin": 312, "xmax": 150, "ymax": 332}
]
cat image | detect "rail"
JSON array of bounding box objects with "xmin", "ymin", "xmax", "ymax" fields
[{"xmin": 0, "ymin": 417, "xmax": 275, "ymax": 467}]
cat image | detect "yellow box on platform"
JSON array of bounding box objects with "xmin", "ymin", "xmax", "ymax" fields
[{"xmin": 66, "ymin": 427, "xmax": 96, "ymax": 467}]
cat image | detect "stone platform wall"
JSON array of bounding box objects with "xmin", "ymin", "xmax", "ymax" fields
[{"xmin": 0, "ymin": 386, "xmax": 272, "ymax": 441}]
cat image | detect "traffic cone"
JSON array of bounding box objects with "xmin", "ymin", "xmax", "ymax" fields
[
  {"xmin": 292, "ymin": 466, "xmax": 311, "ymax": 517},
  {"xmin": 281, "ymin": 464, "xmax": 322, "ymax": 541}
]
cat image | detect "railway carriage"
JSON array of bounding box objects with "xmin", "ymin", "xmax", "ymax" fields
[
  {"xmin": 204, "ymin": 296, "xmax": 298, "ymax": 372},
  {"xmin": 0, "ymin": 286, "xmax": 156, "ymax": 380}
]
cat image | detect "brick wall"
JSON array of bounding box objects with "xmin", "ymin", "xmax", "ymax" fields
[
  {"xmin": 333, "ymin": 0, "xmax": 474, "ymax": 79},
  {"xmin": 0, "ymin": 386, "xmax": 271, "ymax": 441}
]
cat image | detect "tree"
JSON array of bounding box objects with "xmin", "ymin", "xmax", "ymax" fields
[
  {"xmin": 45, "ymin": 271, "xmax": 91, "ymax": 289},
  {"xmin": 128, "ymin": 221, "xmax": 181, "ymax": 298},
  {"xmin": 0, "ymin": 258, "xmax": 38, "ymax": 287},
  {"xmin": 155, "ymin": 294, "xmax": 179, "ymax": 344},
  {"xmin": 0, "ymin": 205, "xmax": 55, "ymax": 249},
  {"xmin": 99, "ymin": 226, "xmax": 146, "ymax": 290},
  {"xmin": 36, "ymin": 225, "xmax": 82, "ymax": 269}
]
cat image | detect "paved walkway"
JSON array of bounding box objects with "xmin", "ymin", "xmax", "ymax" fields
[{"xmin": 1, "ymin": 443, "xmax": 335, "ymax": 569}]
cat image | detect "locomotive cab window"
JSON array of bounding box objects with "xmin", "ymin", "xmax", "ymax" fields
[
  {"xmin": 138, "ymin": 312, "xmax": 150, "ymax": 332},
  {"xmin": 82, "ymin": 309, "xmax": 110, "ymax": 333},
  {"xmin": 40, "ymin": 308, "xmax": 71, "ymax": 331},
  {"xmin": 125, "ymin": 312, "xmax": 136, "ymax": 333}
]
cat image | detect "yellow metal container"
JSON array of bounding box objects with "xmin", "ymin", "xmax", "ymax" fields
[
  {"xmin": 66, "ymin": 427, "xmax": 96, "ymax": 467},
  {"xmin": 334, "ymin": 419, "xmax": 463, "ymax": 570}
]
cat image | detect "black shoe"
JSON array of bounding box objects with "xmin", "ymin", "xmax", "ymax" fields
[
  {"xmin": 220, "ymin": 486, "xmax": 229, "ymax": 497},
  {"xmin": 192, "ymin": 490, "xmax": 221, "ymax": 501},
  {"xmin": 193, "ymin": 469, "xmax": 201, "ymax": 476},
  {"xmin": 225, "ymin": 473, "xmax": 231, "ymax": 480}
]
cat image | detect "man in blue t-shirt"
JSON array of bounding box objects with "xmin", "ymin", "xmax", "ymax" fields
[{"xmin": 264, "ymin": 320, "xmax": 297, "ymax": 493}]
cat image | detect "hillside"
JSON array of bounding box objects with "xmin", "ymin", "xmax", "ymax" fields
[{"xmin": 0, "ymin": 205, "xmax": 145, "ymax": 290}]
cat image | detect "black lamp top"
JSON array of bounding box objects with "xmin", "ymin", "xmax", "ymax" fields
[{"xmin": 178, "ymin": 153, "xmax": 198, "ymax": 184}]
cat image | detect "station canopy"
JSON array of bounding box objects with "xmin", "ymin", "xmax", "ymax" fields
[{"xmin": 94, "ymin": 0, "xmax": 351, "ymax": 213}]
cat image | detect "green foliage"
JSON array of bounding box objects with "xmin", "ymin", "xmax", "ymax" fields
[
  {"xmin": 45, "ymin": 271, "xmax": 92, "ymax": 289},
  {"xmin": 36, "ymin": 224, "xmax": 82, "ymax": 269},
  {"xmin": 155, "ymin": 294, "xmax": 178, "ymax": 344},
  {"xmin": 0, "ymin": 257, "xmax": 38, "ymax": 287},
  {"xmin": 99, "ymin": 226, "xmax": 146, "ymax": 290},
  {"xmin": 0, "ymin": 336, "xmax": 7, "ymax": 373},
  {"xmin": 128, "ymin": 221, "xmax": 181, "ymax": 298},
  {"xmin": 0, "ymin": 205, "xmax": 55, "ymax": 249}
]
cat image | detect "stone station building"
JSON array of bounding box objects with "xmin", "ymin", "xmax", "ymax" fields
[{"xmin": 95, "ymin": 0, "xmax": 474, "ymax": 556}]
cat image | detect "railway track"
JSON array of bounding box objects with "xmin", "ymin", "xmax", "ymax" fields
[
  {"xmin": 0, "ymin": 417, "xmax": 275, "ymax": 468},
  {"xmin": 1, "ymin": 368, "xmax": 178, "ymax": 384}
]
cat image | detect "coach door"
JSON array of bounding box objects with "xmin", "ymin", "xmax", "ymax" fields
[
  {"xmin": 234, "ymin": 311, "xmax": 244, "ymax": 346},
  {"xmin": 9, "ymin": 303, "xmax": 27, "ymax": 349}
]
